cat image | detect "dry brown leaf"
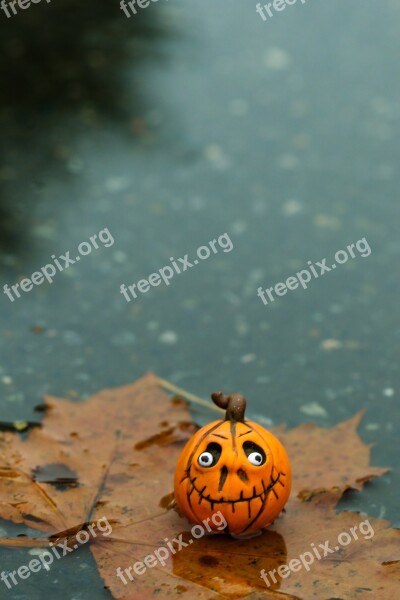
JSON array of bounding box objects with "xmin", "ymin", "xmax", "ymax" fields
[{"xmin": 0, "ymin": 374, "xmax": 398, "ymax": 600}]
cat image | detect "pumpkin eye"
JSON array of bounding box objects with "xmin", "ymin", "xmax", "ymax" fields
[
  {"xmin": 248, "ymin": 452, "xmax": 264, "ymax": 466},
  {"xmin": 243, "ymin": 441, "xmax": 266, "ymax": 466},
  {"xmin": 198, "ymin": 452, "xmax": 213, "ymax": 467},
  {"xmin": 197, "ymin": 442, "xmax": 222, "ymax": 468}
]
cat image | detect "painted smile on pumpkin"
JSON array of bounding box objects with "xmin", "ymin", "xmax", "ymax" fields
[{"xmin": 187, "ymin": 468, "xmax": 286, "ymax": 512}]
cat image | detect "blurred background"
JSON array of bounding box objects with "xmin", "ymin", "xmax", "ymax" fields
[{"xmin": 0, "ymin": 0, "xmax": 399, "ymax": 597}]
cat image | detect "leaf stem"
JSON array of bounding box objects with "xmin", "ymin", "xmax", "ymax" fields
[{"xmin": 156, "ymin": 378, "xmax": 223, "ymax": 414}]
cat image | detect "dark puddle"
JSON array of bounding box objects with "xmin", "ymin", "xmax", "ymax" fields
[{"xmin": 32, "ymin": 463, "xmax": 79, "ymax": 489}]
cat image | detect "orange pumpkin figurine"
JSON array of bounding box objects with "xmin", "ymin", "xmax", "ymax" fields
[{"xmin": 174, "ymin": 391, "xmax": 291, "ymax": 537}]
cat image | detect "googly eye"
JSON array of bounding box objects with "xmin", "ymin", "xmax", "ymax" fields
[
  {"xmin": 247, "ymin": 451, "xmax": 264, "ymax": 466},
  {"xmin": 198, "ymin": 452, "xmax": 214, "ymax": 467},
  {"xmin": 197, "ymin": 442, "xmax": 222, "ymax": 467},
  {"xmin": 243, "ymin": 441, "xmax": 266, "ymax": 465}
]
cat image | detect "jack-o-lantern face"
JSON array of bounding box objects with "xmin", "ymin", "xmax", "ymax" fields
[{"xmin": 174, "ymin": 392, "xmax": 291, "ymax": 536}]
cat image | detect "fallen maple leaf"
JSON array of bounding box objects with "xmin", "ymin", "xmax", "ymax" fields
[{"xmin": 0, "ymin": 374, "xmax": 398, "ymax": 600}]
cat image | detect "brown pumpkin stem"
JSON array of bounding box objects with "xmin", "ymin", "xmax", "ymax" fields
[{"xmin": 211, "ymin": 391, "xmax": 247, "ymax": 422}]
